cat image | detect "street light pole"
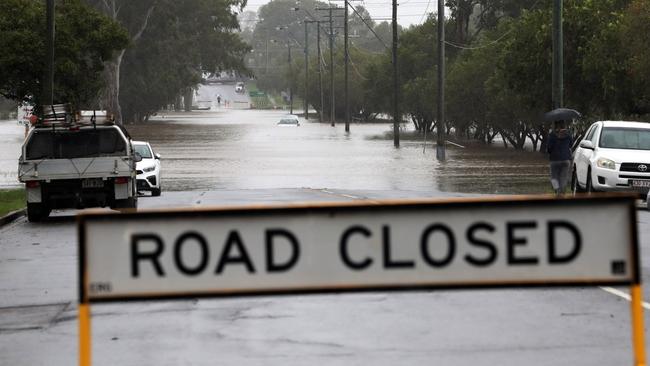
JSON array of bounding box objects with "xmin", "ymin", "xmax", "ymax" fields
[
  {"xmin": 265, "ymin": 28, "xmax": 269, "ymax": 75},
  {"xmin": 43, "ymin": 0, "xmax": 55, "ymax": 106},
  {"xmin": 552, "ymin": 0, "xmax": 563, "ymax": 109},
  {"xmin": 304, "ymin": 22, "xmax": 309, "ymax": 120},
  {"xmin": 288, "ymin": 40, "xmax": 293, "ymax": 115},
  {"xmin": 344, "ymin": 0, "xmax": 350, "ymax": 132},
  {"xmin": 317, "ymin": 24, "xmax": 324, "ymax": 123},
  {"xmin": 436, "ymin": 0, "xmax": 446, "ymax": 161},
  {"xmin": 329, "ymin": 9, "xmax": 335, "ymax": 126},
  {"xmin": 392, "ymin": 0, "xmax": 399, "ymax": 147}
]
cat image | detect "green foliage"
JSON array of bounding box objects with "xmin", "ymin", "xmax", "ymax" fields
[
  {"xmin": 114, "ymin": 0, "xmax": 250, "ymax": 122},
  {"xmin": 621, "ymin": 0, "xmax": 650, "ymax": 115},
  {"xmin": 0, "ymin": 0, "xmax": 128, "ymax": 107}
]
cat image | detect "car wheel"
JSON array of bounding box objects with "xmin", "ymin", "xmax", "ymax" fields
[
  {"xmin": 27, "ymin": 202, "xmax": 50, "ymax": 222},
  {"xmin": 586, "ymin": 168, "xmax": 596, "ymax": 194},
  {"xmin": 152, "ymin": 187, "xmax": 161, "ymax": 197},
  {"xmin": 571, "ymin": 168, "xmax": 583, "ymax": 195}
]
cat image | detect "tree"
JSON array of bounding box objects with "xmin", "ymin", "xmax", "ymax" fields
[
  {"xmin": 0, "ymin": 0, "xmax": 128, "ymax": 108},
  {"xmin": 621, "ymin": 0, "xmax": 650, "ymax": 115},
  {"xmin": 89, "ymin": 0, "xmax": 249, "ymax": 123},
  {"xmin": 87, "ymin": 0, "xmax": 157, "ymax": 123}
]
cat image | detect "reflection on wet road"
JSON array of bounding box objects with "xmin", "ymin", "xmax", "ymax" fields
[{"xmin": 0, "ymin": 110, "xmax": 549, "ymax": 194}]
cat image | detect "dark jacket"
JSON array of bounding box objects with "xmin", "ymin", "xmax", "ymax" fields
[{"xmin": 547, "ymin": 129, "xmax": 573, "ymax": 161}]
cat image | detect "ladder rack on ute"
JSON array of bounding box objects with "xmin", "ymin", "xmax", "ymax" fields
[{"xmin": 34, "ymin": 104, "xmax": 115, "ymax": 129}]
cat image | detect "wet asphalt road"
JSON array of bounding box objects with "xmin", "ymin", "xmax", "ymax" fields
[
  {"xmin": 1, "ymin": 109, "xmax": 649, "ymax": 365},
  {"xmin": 1, "ymin": 189, "xmax": 650, "ymax": 365}
]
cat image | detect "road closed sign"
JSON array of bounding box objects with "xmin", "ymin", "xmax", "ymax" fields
[{"xmin": 78, "ymin": 195, "xmax": 639, "ymax": 303}]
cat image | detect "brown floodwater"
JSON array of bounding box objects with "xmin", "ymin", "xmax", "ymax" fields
[{"xmin": 0, "ymin": 110, "xmax": 550, "ymax": 194}]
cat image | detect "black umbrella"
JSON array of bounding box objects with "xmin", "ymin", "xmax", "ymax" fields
[{"xmin": 544, "ymin": 108, "xmax": 581, "ymax": 122}]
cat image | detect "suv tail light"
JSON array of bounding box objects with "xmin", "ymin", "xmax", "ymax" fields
[
  {"xmin": 26, "ymin": 181, "xmax": 40, "ymax": 188},
  {"xmin": 114, "ymin": 177, "xmax": 129, "ymax": 184}
]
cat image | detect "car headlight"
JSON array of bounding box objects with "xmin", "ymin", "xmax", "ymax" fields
[
  {"xmin": 597, "ymin": 158, "xmax": 616, "ymax": 170},
  {"xmin": 143, "ymin": 166, "xmax": 156, "ymax": 173}
]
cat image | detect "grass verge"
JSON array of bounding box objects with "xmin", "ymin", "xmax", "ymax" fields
[{"xmin": 0, "ymin": 188, "xmax": 25, "ymax": 217}]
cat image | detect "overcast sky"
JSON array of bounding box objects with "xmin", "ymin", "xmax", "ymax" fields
[{"xmin": 242, "ymin": 0, "xmax": 440, "ymax": 28}]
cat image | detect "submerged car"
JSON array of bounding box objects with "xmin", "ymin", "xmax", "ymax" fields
[
  {"xmin": 572, "ymin": 121, "xmax": 650, "ymax": 196},
  {"xmin": 277, "ymin": 115, "xmax": 300, "ymax": 126},
  {"xmin": 235, "ymin": 82, "xmax": 245, "ymax": 93},
  {"xmin": 133, "ymin": 141, "xmax": 162, "ymax": 196}
]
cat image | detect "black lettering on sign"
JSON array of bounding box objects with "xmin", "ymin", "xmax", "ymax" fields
[
  {"xmin": 547, "ymin": 221, "xmax": 582, "ymax": 264},
  {"xmin": 215, "ymin": 231, "xmax": 256, "ymax": 274},
  {"xmin": 507, "ymin": 221, "xmax": 539, "ymax": 265},
  {"xmin": 265, "ymin": 229, "xmax": 300, "ymax": 272},
  {"xmin": 382, "ymin": 225, "xmax": 415, "ymax": 269},
  {"xmin": 420, "ymin": 224, "xmax": 455, "ymax": 268},
  {"xmin": 130, "ymin": 233, "xmax": 166, "ymax": 277},
  {"xmin": 465, "ymin": 223, "xmax": 497, "ymax": 267},
  {"xmin": 174, "ymin": 232, "xmax": 209, "ymax": 276},
  {"xmin": 339, "ymin": 226, "xmax": 373, "ymax": 270}
]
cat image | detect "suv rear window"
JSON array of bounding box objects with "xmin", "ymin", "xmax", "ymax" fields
[{"xmin": 26, "ymin": 128, "xmax": 127, "ymax": 159}]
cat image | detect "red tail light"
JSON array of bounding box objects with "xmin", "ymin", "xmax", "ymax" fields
[
  {"xmin": 26, "ymin": 181, "xmax": 40, "ymax": 188},
  {"xmin": 114, "ymin": 177, "xmax": 129, "ymax": 184}
]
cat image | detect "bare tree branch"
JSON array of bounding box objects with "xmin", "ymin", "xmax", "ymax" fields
[{"xmin": 132, "ymin": 5, "xmax": 155, "ymax": 42}]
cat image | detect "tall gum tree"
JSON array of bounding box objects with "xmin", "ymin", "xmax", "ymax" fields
[{"xmin": 89, "ymin": 0, "xmax": 156, "ymax": 124}]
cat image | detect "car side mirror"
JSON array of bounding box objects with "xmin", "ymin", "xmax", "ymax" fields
[
  {"xmin": 579, "ymin": 140, "xmax": 594, "ymax": 150},
  {"xmin": 155, "ymin": 153, "xmax": 161, "ymax": 160},
  {"xmin": 134, "ymin": 152, "xmax": 143, "ymax": 162}
]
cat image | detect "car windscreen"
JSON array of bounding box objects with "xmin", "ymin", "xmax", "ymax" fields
[
  {"xmin": 599, "ymin": 127, "xmax": 650, "ymax": 150},
  {"xmin": 26, "ymin": 129, "xmax": 127, "ymax": 160},
  {"xmin": 133, "ymin": 144, "xmax": 153, "ymax": 159}
]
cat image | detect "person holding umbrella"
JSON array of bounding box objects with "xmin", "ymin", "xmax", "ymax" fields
[
  {"xmin": 544, "ymin": 108, "xmax": 580, "ymax": 195},
  {"xmin": 547, "ymin": 120, "xmax": 573, "ymax": 195}
]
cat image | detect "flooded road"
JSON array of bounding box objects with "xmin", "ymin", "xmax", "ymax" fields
[{"xmin": 0, "ymin": 110, "xmax": 549, "ymax": 194}]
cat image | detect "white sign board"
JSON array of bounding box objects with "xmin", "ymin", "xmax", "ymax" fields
[{"xmin": 78, "ymin": 196, "xmax": 639, "ymax": 302}]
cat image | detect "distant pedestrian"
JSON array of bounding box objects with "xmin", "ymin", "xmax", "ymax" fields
[
  {"xmin": 217, "ymin": 95, "xmax": 222, "ymax": 107},
  {"xmin": 546, "ymin": 120, "xmax": 573, "ymax": 195}
]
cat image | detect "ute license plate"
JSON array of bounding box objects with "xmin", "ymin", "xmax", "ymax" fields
[
  {"xmin": 630, "ymin": 179, "xmax": 650, "ymax": 189},
  {"xmin": 82, "ymin": 178, "xmax": 104, "ymax": 189}
]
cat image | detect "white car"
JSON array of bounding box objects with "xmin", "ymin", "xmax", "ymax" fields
[
  {"xmin": 133, "ymin": 141, "xmax": 162, "ymax": 196},
  {"xmin": 572, "ymin": 121, "xmax": 650, "ymax": 195},
  {"xmin": 235, "ymin": 82, "xmax": 245, "ymax": 93},
  {"xmin": 277, "ymin": 115, "xmax": 300, "ymax": 126}
]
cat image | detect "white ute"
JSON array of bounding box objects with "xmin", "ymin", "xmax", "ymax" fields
[{"xmin": 18, "ymin": 106, "xmax": 139, "ymax": 222}]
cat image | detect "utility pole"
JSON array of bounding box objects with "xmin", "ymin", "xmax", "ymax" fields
[
  {"xmin": 329, "ymin": 9, "xmax": 335, "ymax": 126},
  {"xmin": 316, "ymin": 6, "xmax": 343, "ymax": 126},
  {"xmin": 304, "ymin": 22, "xmax": 309, "ymax": 120},
  {"xmin": 306, "ymin": 20, "xmax": 326, "ymax": 123},
  {"xmin": 344, "ymin": 0, "xmax": 350, "ymax": 132},
  {"xmin": 392, "ymin": 0, "xmax": 399, "ymax": 147},
  {"xmin": 436, "ymin": 0, "xmax": 446, "ymax": 161},
  {"xmin": 265, "ymin": 28, "xmax": 269, "ymax": 75},
  {"xmin": 288, "ymin": 41, "xmax": 293, "ymax": 115},
  {"xmin": 552, "ymin": 0, "xmax": 563, "ymax": 109},
  {"xmin": 317, "ymin": 24, "xmax": 324, "ymax": 123},
  {"xmin": 43, "ymin": 0, "xmax": 55, "ymax": 106}
]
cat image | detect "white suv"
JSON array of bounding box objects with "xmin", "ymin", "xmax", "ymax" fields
[
  {"xmin": 133, "ymin": 141, "xmax": 162, "ymax": 196},
  {"xmin": 572, "ymin": 121, "xmax": 650, "ymax": 195}
]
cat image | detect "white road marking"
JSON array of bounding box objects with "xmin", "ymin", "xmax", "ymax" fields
[
  {"xmin": 600, "ymin": 286, "xmax": 650, "ymax": 310},
  {"xmin": 320, "ymin": 189, "xmax": 364, "ymax": 200}
]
